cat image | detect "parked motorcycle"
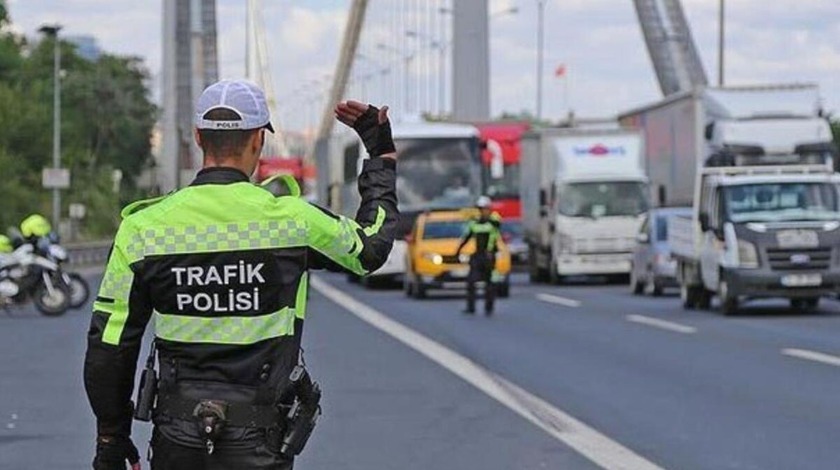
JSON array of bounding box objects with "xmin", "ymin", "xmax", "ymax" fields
[
  {"xmin": 0, "ymin": 241, "xmax": 72, "ymax": 316},
  {"xmin": 38, "ymin": 238, "xmax": 90, "ymax": 309}
]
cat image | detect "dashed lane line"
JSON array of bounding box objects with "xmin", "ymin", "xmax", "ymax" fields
[
  {"xmin": 626, "ymin": 314, "xmax": 697, "ymax": 335},
  {"xmin": 782, "ymin": 348, "xmax": 840, "ymax": 368},
  {"xmin": 536, "ymin": 293, "xmax": 582, "ymax": 308},
  {"xmin": 311, "ymin": 275, "xmax": 663, "ymax": 470}
]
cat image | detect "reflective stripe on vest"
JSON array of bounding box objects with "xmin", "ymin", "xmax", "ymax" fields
[{"xmin": 154, "ymin": 307, "xmax": 296, "ymax": 345}]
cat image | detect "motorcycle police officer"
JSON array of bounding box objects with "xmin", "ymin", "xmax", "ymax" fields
[
  {"xmin": 84, "ymin": 79, "xmax": 399, "ymax": 469},
  {"xmin": 455, "ymin": 196, "xmax": 503, "ymax": 316}
]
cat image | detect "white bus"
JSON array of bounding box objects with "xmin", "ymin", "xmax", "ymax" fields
[{"xmin": 339, "ymin": 119, "xmax": 482, "ymax": 284}]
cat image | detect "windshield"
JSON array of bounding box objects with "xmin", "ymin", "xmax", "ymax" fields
[
  {"xmin": 482, "ymin": 163, "xmax": 520, "ymax": 200},
  {"xmin": 557, "ymin": 182, "xmax": 649, "ymax": 217},
  {"xmin": 422, "ymin": 221, "xmax": 467, "ymax": 240},
  {"xmin": 655, "ymin": 216, "xmax": 668, "ymax": 242},
  {"xmin": 395, "ymin": 138, "xmax": 480, "ymax": 212},
  {"xmin": 724, "ymin": 182, "xmax": 840, "ymax": 223},
  {"xmin": 500, "ymin": 221, "xmax": 523, "ymax": 237}
]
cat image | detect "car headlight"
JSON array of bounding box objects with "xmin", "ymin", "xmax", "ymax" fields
[
  {"xmin": 737, "ymin": 240, "xmax": 759, "ymax": 269},
  {"xmin": 49, "ymin": 245, "xmax": 67, "ymax": 261},
  {"xmin": 421, "ymin": 252, "xmax": 443, "ymax": 265}
]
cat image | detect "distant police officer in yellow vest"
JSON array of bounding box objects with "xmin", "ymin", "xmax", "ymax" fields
[
  {"xmin": 456, "ymin": 196, "xmax": 503, "ymax": 316},
  {"xmin": 84, "ymin": 79, "xmax": 399, "ymax": 470}
]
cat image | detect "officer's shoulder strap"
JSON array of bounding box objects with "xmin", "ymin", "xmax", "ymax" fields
[
  {"xmin": 259, "ymin": 174, "xmax": 302, "ymax": 198},
  {"xmin": 120, "ymin": 193, "xmax": 170, "ymax": 219}
]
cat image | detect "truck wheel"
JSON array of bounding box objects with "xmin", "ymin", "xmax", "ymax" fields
[
  {"xmin": 549, "ymin": 266, "xmax": 563, "ymax": 285},
  {"xmin": 644, "ymin": 276, "xmax": 663, "ymax": 297},
  {"xmin": 548, "ymin": 257, "xmax": 565, "ymax": 285},
  {"xmin": 719, "ymin": 281, "xmax": 739, "ymax": 316},
  {"xmin": 528, "ymin": 247, "xmax": 546, "ymax": 283},
  {"xmin": 791, "ymin": 297, "xmax": 819, "ymax": 312},
  {"xmin": 681, "ymin": 284, "xmax": 698, "ymax": 310},
  {"xmin": 629, "ymin": 266, "xmax": 643, "ymax": 295},
  {"xmin": 697, "ymin": 289, "xmax": 712, "ymax": 310}
]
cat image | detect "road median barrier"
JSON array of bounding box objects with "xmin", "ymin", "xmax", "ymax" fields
[{"xmin": 66, "ymin": 240, "xmax": 112, "ymax": 269}]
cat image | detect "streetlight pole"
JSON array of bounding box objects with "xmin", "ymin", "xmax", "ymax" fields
[
  {"xmin": 718, "ymin": 0, "xmax": 725, "ymax": 86},
  {"xmin": 536, "ymin": 0, "xmax": 546, "ymax": 121},
  {"xmin": 39, "ymin": 24, "xmax": 62, "ymax": 228},
  {"xmin": 377, "ymin": 43, "xmax": 414, "ymax": 114}
]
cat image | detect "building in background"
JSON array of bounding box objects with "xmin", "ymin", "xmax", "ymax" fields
[
  {"xmin": 159, "ymin": 0, "xmax": 218, "ymax": 193},
  {"xmin": 66, "ymin": 35, "xmax": 101, "ymax": 62}
]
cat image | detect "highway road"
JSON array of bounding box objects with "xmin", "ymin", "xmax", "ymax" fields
[{"xmin": 1, "ymin": 270, "xmax": 840, "ymax": 469}]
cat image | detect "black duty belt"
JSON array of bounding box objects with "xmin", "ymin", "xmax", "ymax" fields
[{"xmin": 155, "ymin": 394, "xmax": 284, "ymax": 429}]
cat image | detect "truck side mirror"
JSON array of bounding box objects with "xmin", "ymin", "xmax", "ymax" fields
[
  {"xmin": 657, "ymin": 186, "xmax": 667, "ymax": 206},
  {"xmin": 704, "ymin": 123, "xmax": 715, "ymax": 141},
  {"xmin": 698, "ymin": 212, "xmax": 710, "ymax": 232}
]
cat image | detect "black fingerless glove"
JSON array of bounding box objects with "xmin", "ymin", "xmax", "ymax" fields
[
  {"xmin": 352, "ymin": 105, "xmax": 396, "ymax": 157},
  {"xmin": 93, "ymin": 435, "xmax": 140, "ymax": 470}
]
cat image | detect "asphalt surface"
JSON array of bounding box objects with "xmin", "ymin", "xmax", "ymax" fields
[{"xmin": 1, "ymin": 270, "xmax": 839, "ymax": 469}]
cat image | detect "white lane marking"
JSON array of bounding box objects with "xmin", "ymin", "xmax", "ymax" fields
[
  {"xmin": 536, "ymin": 293, "xmax": 582, "ymax": 308},
  {"xmin": 782, "ymin": 348, "xmax": 840, "ymax": 368},
  {"xmin": 626, "ymin": 315, "xmax": 697, "ymax": 335},
  {"xmin": 312, "ymin": 276, "xmax": 662, "ymax": 470}
]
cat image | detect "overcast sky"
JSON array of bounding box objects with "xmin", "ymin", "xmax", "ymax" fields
[{"xmin": 8, "ymin": 0, "xmax": 840, "ymax": 132}]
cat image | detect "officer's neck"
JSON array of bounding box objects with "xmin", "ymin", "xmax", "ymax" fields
[{"xmin": 202, "ymin": 155, "xmax": 256, "ymax": 178}]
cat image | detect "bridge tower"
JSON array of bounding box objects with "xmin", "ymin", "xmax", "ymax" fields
[
  {"xmin": 633, "ymin": 0, "xmax": 707, "ymax": 96},
  {"xmin": 160, "ymin": 0, "xmax": 219, "ymax": 192}
]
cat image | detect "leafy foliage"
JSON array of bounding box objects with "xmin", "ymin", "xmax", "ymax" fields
[{"xmin": 0, "ymin": 4, "xmax": 157, "ymax": 238}]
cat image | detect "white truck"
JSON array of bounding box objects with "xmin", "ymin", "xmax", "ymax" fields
[
  {"xmin": 622, "ymin": 84, "xmax": 840, "ymax": 314},
  {"xmin": 521, "ymin": 128, "xmax": 650, "ymax": 283},
  {"xmin": 619, "ymin": 84, "xmax": 834, "ymax": 206},
  {"xmin": 669, "ymin": 164, "xmax": 840, "ymax": 314}
]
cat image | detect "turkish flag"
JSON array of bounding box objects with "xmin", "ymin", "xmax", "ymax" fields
[{"xmin": 554, "ymin": 64, "xmax": 567, "ymax": 77}]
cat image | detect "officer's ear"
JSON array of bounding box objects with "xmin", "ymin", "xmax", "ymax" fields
[
  {"xmin": 194, "ymin": 128, "xmax": 203, "ymax": 148},
  {"xmin": 250, "ymin": 129, "xmax": 265, "ymax": 155}
]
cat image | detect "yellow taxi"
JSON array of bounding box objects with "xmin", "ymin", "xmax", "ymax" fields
[{"xmin": 404, "ymin": 208, "xmax": 511, "ymax": 299}]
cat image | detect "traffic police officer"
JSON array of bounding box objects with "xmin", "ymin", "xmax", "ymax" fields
[
  {"xmin": 455, "ymin": 196, "xmax": 503, "ymax": 316},
  {"xmin": 84, "ymin": 79, "xmax": 399, "ymax": 469}
]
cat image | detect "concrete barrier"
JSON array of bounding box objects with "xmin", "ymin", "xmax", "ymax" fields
[{"xmin": 65, "ymin": 240, "xmax": 112, "ymax": 268}]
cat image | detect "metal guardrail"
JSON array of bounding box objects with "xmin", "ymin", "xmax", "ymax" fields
[{"xmin": 66, "ymin": 240, "xmax": 112, "ymax": 268}]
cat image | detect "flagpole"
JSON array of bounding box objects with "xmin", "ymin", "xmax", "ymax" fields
[{"xmin": 563, "ymin": 68, "xmax": 569, "ymax": 117}]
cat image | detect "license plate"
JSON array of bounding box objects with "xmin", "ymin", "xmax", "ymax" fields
[
  {"xmin": 777, "ymin": 230, "xmax": 819, "ymax": 248},
  {"xmin": 781, "ymin": 273, "xmax": 822, "ymax": 287},
  {"xmin": 451, "ymin": 269, "xmax": 469, "ymax": 278}
]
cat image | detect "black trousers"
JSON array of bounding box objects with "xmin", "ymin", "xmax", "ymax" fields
[
  {"xmin": 151, "ymin": 429, "xmax": 294, "ymax": 470},
  {"xmin": 466, "ymin": 253, "xmax": 495, "ymax": 313}
]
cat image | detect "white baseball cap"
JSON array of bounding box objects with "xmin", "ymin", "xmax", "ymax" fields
[
  {"xmin": 476, "ymin": 196, "xmax": 492, "ymax": 208},
  {"xmin": 194, "ymin": 79, "xmax": 274, "ymax": 133}
]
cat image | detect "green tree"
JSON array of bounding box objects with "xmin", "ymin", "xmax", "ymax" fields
[{"xmin": 0, "ymin": 7, "xmax": 157, "ymax": 237}]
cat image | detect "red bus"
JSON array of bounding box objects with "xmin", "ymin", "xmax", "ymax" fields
[
  {"xmin": 257, "ymin": 156, "xmax": 316, "ymax": 197},
  {"xmin": 477, "ymin": 122, "xmax": 530, "ymax": 220}
]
